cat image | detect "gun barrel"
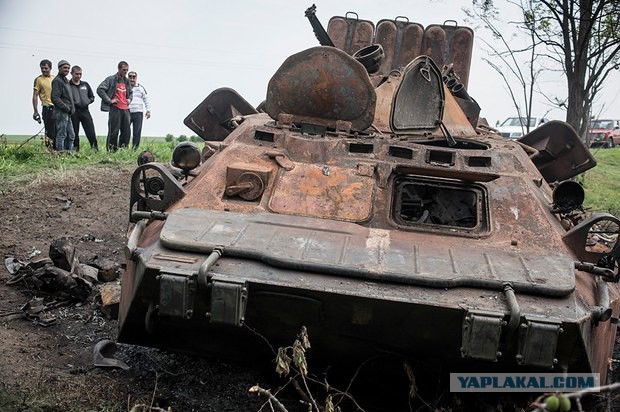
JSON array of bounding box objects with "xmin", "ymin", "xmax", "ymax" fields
[{"xmin": 305, "ymin": 4, "xmax": 335, "ymax": 47}]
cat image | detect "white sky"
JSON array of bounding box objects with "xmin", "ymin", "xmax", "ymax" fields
[{"xmin": 1, "ymin": 0, "xmax": 618, "ymax": 137}]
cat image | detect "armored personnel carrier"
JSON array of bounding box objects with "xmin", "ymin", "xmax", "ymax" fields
[{"xmin": 118, "ymin": 7, "xmax": 620, "ymax": 382}]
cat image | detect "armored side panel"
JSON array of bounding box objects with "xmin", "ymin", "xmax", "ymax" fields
[
  {"xmin": 374, "ymin": 17, "xmax": 424, "ymax": 75},
  {"xmin": 422, "ymin": 22, "xmax": 474, "ymax": 88},
  {"xmin": 518, "ymin": 121, "xmax": 597, "ymax": 182},
  {"xmin": 183, "ymin": 88, "xmax": 258, "ymax": 141},
  {"xmin": 327, "ymin": 13, "xmax": 375, "ymax": 55}
]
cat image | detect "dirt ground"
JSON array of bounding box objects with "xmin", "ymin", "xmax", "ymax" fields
[
  {"xmin": 1, "ymin": 166, "xmax": 619, "ymax": 412},
  {"xmin": 0, "ymin": 166, "xmax": 280, "ymax": 412}
]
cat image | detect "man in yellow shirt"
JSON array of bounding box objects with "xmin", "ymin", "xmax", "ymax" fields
[{"xmin": 32, "ymin": 59, "xmax": 55, "ymax": 148}]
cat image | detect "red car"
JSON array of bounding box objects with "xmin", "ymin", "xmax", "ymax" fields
[{"xmin": 589, "ymin": 119, "xmax": 620, "ymax": 148}]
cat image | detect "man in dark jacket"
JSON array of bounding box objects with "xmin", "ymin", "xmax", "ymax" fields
[
  {"xmin": 51, "ymin": 60, "xmax": 75, "ymax": 151},
  {"xmin": 69, "ymin": 65, "xmax": 98, "ymax": 151},
  {"xmin": 97, "ymin": 61, "xmax": 132, "ymax": 152}
]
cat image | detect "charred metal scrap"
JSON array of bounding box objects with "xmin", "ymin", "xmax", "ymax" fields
[{"xmin": 4, "ymin": 238, "xmax": 121, "ymax": 302}]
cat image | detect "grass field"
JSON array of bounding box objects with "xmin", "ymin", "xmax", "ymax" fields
[
  {"xmin": 1, "ymin": 133, "xmax": 619, "ymax": 214},
  {"xmin": 581, "ymin": 147, "xmax": 620, "ymax": 214},
  {"xmin": 0, "ymin": 135, "xmax": 175, "ymax": 188}
]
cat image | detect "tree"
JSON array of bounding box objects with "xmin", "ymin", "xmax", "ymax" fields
[
  {"xmin": 466, "ymin": 0, "xmax": 545, "ymax": 135},
  {"xmin": 473, "ymin": 0, "xmax": 620, "ymax": 139}
]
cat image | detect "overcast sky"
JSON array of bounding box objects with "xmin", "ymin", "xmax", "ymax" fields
[{"xmin": 1, "ymin": 0, "xmax": 618, "ymax": 137}]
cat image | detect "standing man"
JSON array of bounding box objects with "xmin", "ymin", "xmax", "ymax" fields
[
  {"xmin": 69, "ymin": 65, "xmax": 98, "ymax": 151},
  {"xmin": 128, "ymin": 71, "xmax": 151, "ymax": 150},
  {"xmin": 51, "ymin": 60, "xmax": 75, "ymax": 152},
  {"xmin": 32, "ymin": 59, "xmax": 55, "ymax": 148},
  {"xmin": 97, "ymin": 61, "xmax": 132, "ymax": 152}
]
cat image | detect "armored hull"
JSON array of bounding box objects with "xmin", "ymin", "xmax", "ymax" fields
[{"xmin": 119, "ymin": 10, "xmax": 620, "ymax": 382}]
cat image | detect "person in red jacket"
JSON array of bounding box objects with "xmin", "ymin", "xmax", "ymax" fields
[{"xmin": 97, "ymin": 61, "xmax": 133, "ymax": 152}]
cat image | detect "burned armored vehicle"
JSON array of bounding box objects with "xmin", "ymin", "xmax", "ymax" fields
[{"xmin": 119, "ymin": 8, "xmax": 620, "ymax": 382}]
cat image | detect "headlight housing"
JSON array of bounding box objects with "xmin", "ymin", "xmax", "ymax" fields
[{"xmin": 172, "ymin": 142, "xmax": 201, "ymax": 172}]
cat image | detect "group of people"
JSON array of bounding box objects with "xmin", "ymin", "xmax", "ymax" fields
[{"xmin": 32, "ymin": 59, "xmax": 152, "ymax": 152}]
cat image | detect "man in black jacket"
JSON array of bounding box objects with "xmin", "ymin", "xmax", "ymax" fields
[
  {"xmin": 97, "ymin": 61, "xmax": 132, "ymax": 152},
  {"xmin": 51, "ymin": 60, "xmax": 75, "ymax": 151},
  {"xmin": 69, "ymin": 65, "xmax": 98, "ymax": 151}
]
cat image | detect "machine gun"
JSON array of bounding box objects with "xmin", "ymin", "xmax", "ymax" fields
[{"xmin": 304, "ymin": 4, "xmax": 334, "ymax": 47}]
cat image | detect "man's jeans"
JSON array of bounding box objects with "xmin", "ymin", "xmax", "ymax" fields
[
  {"xmin": 55, "ymin": 111, "xmax": 75, "ymax": 151},
  {"xmin": 107, "ymin": 106, "xmax": 130, "ymax": 152}
]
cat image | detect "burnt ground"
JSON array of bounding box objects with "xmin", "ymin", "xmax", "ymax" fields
[
  {"xmin": 0, "ymin": 166, "xmax": 619, "ymax": 412},
  {"xmin": 0, "ymin": 166, "xmax": 277, "ymax": 412}
]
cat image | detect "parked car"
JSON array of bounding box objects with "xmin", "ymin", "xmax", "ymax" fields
[
  {"xmin": 496, "ymin": 116, "xmax": 548, "ymax": 139},
  {"xmin": 588, "ymin": 119, "xmax": 620, "ymax": 148}
]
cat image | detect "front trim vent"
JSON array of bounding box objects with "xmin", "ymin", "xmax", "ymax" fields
[
  {"xmin": 254, "ymin": 130, "xmax": 275, "ymax": 142},
  {"xmin": 389, "ymin": 146, "xmax": 414, "ymax": 159},
  {"xmin": 349, "ymin": 143, "xmax": 374, "ymax": 154},
  {"xmin": 468, "ymin": 156, "xmax": 492, "ymax": 167},
  {"xmin": 427, "ymin": 150, "xmax": 455, "ymax": 166}
]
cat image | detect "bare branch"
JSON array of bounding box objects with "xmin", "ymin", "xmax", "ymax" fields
[{"xmin": 249, "ymin": 386, "xmax": 289, "ymax": 412}]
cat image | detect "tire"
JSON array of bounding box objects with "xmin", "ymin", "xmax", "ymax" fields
[{"xmin": 605, "ymin": 140, "xmax": 612, "ymax": 148}]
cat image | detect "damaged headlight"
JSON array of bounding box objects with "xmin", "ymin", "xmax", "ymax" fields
[{"xmin": 172, "ymin": 142, "xmax": 201, "ymax": 172}]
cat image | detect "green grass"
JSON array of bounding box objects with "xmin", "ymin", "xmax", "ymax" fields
[
  {"xmin": 1, "ymin": 134, "xmax": 166, "ymax": 144},
  {"xmin": 0, "ymin": 136, "xmax": 175, "ymax": 188},
  {"xmin": 581, "ymin": 147, "xmax": 620, "ymax": 215}
]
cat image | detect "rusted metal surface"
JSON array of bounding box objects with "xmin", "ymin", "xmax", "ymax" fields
[
  {"xmin": 183, "ymin": 88, "xmax": 257, "ymax": 141},
  {"xmin": 268, "ymin": 164, "xmax": 374, "ymax": 221},
  {"xmin": 119, "ymin": 10, "xmax": 620, "ymax": 382},
  {"xmin": 422, "ymin": 23, "xmax": 474, "ymax": 88},
  {"xmin": 327, "ymin": 13, "xmax": 374, "ymax": 55},
  {"xmin": 328, "ymin": 15, "xmax": 474, "ymax": 88},
  {"xmin": 160, "ymin": 208, "xmax": 575, "ymax": 296},
  {"xmin": 372, "ymin": 71, "xmax": 401, "ymax": 132},
  {"xmin": 518, "ymin": 120, "xmax": 597, "ymax": 182},
  {"xmin": 375, "ymin": 18, "xmax": 424, "ymax": 75},
  {"xmin": 265, "ymin": 47, "xmax": 376, "ymax": 131}
]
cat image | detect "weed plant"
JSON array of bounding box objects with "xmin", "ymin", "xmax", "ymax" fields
[{"xmin": 0, "ymin": 137, "xmax": 176, "ymax": 188}]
